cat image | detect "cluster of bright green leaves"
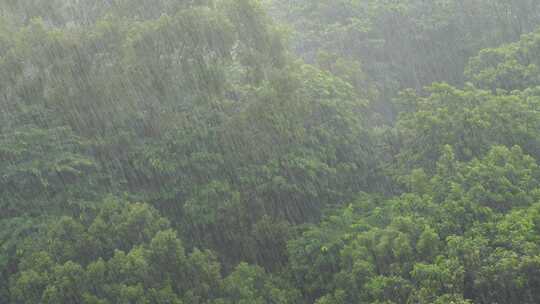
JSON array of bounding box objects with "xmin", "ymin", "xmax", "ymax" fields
[
  {"xmin": 9, "ymin": 198, "xmax": 300, "ymax": 304},
  {"xmin": 394, "ymin": 83, "xmax": 540, "ymax": 174},
  {"xmin": 466, "ymin": 27, "xmax": 540, "ymax": 91},
  {"xmin": 288, "ymin": 145, "xmax": 540, "ymax": 303}
]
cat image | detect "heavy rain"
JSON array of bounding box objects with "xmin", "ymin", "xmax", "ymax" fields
[{"xmin": 1, "ymin": 0, "xmax": 540, "ymax": 303}]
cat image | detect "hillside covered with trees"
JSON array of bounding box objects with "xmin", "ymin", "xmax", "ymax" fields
[{"xmin": 1, "ymin": 0, "xmax": 540, "ymax": 303}]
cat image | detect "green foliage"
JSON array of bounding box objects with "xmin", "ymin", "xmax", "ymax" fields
[
  {"xmin": 220, "ymin": 262, "xmax": 301, "ymax": 304},
  {"xmin": 269, "ymin": 0, "xmax": 540, "ymax": 109},
  {"xmin": 2, "ymin": 0, "xmax": 540, "ymax": 303},
  {"xmin": 9, "ymin": 198, "xmax": 298, "ymax": 303},
  {"xmin": 394, "ymin": 84, "xmax": 540, "ymax": 173},
  {"xmin": 467, "ymin": 28, "xmax": 540, "ymax": 91},
  {"xmin": 286, "ymin": 145, "xmax": 540, "ymax": 303}
]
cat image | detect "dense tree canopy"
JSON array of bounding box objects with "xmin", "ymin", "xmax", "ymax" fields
[{"xmin": 1, "ymin": 0, "xmax": 540, "ymax": 303}]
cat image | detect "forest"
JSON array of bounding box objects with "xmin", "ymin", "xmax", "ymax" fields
[{"xmin": 1, "ymin": 0, "xmax": 540, "ymax": 303}]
